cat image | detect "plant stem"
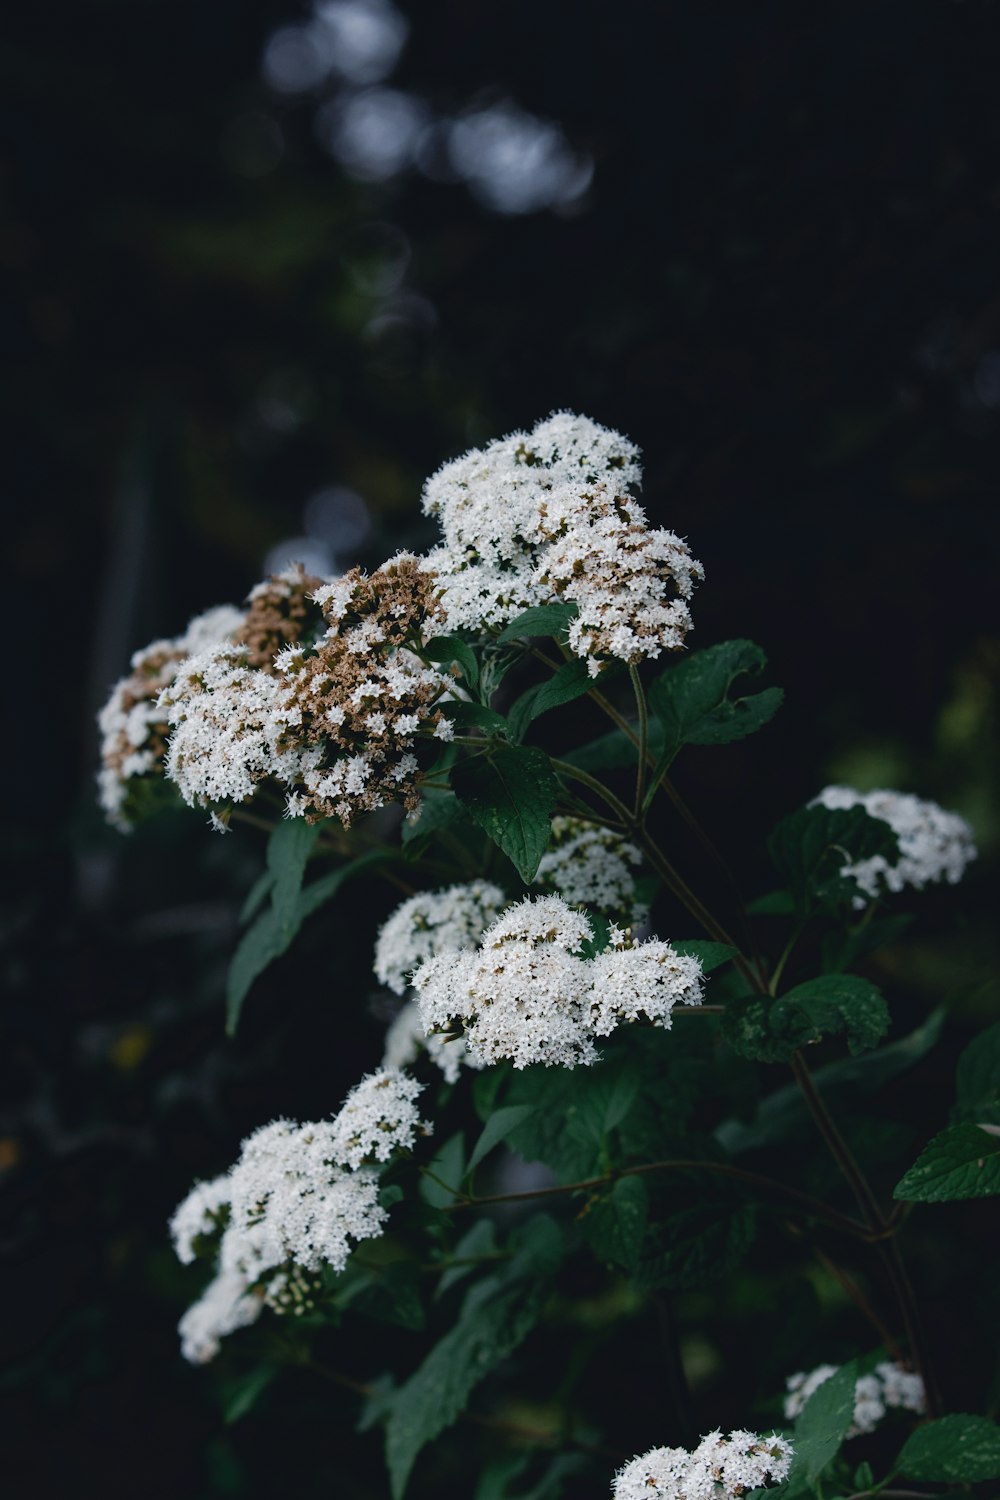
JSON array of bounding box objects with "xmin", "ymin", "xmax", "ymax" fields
[
  {"xmin": 629, "ymin": 664, "xmax": 649, "ymax": 821},
  {"xmin": 813, "ymin": 1246, "xmax": 907, "ymax": 1366},
  {"xmin": 445, "ymin": 1157, "xmax": 873, "ymax": 1239},
  {"xmin": 790, "ymin": 1050, "xmax": 939, "ymax": 1414}
]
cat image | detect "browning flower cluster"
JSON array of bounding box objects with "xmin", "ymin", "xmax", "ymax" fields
[
  {"xmin": 278, "ymin": 553, "xmax": 454, "ymax": 823},
  {"xmin": 235, "ymin": 563, "xmax": 323, "ymax": 668}
]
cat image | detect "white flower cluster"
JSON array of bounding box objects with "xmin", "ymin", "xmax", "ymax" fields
[
  {"xmin": 161, "ymin": 643, "xmax": 300, "ymax": 811},
  {"xmin": 374, "ymin": 880, "xmax": 508, "ymax": 996},
  {"xmin": 812, "ymin": 785, "xmax": 977, "ymax": 902},
  {"xmin": 170, "ymin": 1068, "xmax": 429, "ymax": 1363},
  {"xmin": 413, "ymin": 894, "xmax": 703, "ymax": 1069},
  {"xmin": 535, "ymin": 818, "xmax": 646, "ymax": 926},
  {"xmin": 612, "ymin": 1430, "xmax": 793, "ymax": 1500},
  {"xmin": 784, "ymin": 1360, "xmax": 925, "ymax": 1436},
  {"xmin": 423, "ymin": 411, "xmax": 702, "ymax": 674},
  {"xmin": 97, "ymin": 604, "xmax": 244, "ymax": 828}
]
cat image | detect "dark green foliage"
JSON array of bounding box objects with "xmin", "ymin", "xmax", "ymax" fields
[
  {"xmin": 648, "ymin": 639, "xmax": 783, "ymax": 767},
  {"xmin": 791, "ymin": 1360, "xmax": 858, "ymax": 1481},
  {"xmin": 266, "ymin": 818, "xmax": 321, "ymax": 941},
  {"xmin": 451, "ymin": 746, "xmax": 559, "ymax": 882},
  {"xmin": 421, "ymin": 635, "xmax": 480, "ymax": 695},
  {"xmin": 769, "ymin": 805, "xmax": 900, "ymax": 914},
  {"xmin": 896, "ymin": 1414, "xmax": 1000, "ymax": 1481},
  {"xmin": 723, "ymin": 976, "xmax": 889, "ymax": 1063},
  {"xmin": 496, "ymin": 604, "xmax": 579, "ymax": 643},
  {"xmin": 384, "ymin": 1216, "xmax": 563, "ymax": 1497},
  {"xmin": 670, "ymin": 940, "xmax": 739, "ymax": 973},
  {"xmin": 954, "ymin": 1020, "xmax": 1000, "ymax": 1124},
  {"xmin": 507, "ymin": 659, "xmax": 596, "ymax": 743},
  {"xmin": 635, "ymin": 1197, "xmax": 757, "ymax": 1292},
  {"xmin": 579, "ymin": 1175, "xmax": 648, "ymax": 1273},
  {"xmin": 894, "ymin": 1123, "xmax": 1000, "ymax": 1202},
  {"xmin": 226, "ymin": 851, "xmax": 391, "ymax": 1034}
]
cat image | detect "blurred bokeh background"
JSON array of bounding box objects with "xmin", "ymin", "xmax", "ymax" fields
[{"xmin": 3, "ymin": 2, "xmax": 999, "ymax": 1495}]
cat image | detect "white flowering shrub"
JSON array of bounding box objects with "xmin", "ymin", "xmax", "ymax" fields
[{"xmin": 98, "ymin": 413, "xmax": 996, "ymax": 1500}]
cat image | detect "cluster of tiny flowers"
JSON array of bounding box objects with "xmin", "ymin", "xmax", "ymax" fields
[
  {"xmin": 325, "ymin": 1068, "xmax": 433, "ymax": 1170},
  {"xmin": 612, "ymin": 1430, "xmax": 793, "ymax": 1500},
  {"xmin": 812, "ymin": 785, "xmax": 977, "ymax": 903},
  {"xmin": 413, "ymin": 894, "xmax": 703, "ymax": 1070},
  {"xmin": 374, "ymin": 880, "xmax": 509, "ymax": 996},
  {"xmin": 161, "ymin": 643, "xmax": 301, "ymax": 812},
  {"xmin": 97, "ymin": 604, "xmax": 244, "ymax": 828},
  {"xmin": 422, "ymin": 411, "xmax": 702, "ymax": 673},
  {"xmin": 235, "ymin": 563, "xmax": 324, "ymax": 667},
  {"xmin": 535, "ymin": 818, "xmax": 647, "ymax": 926},
  {"xmin": 277, "ymin": 553, "xmax": 455, "ymax": 825},
  {"xmin": 784, "ymin": 1361, "xmax": 925, "ymax": 1437},
  {"xmin": 169, "ymin": 1068, "xmax": 429, "ymax": 1362}
]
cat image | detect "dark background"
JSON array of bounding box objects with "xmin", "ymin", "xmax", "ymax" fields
[{"xmin": 3, "ymin": 2, "xmax": 999, "ymax": 1496}]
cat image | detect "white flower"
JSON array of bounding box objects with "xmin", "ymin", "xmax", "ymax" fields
[
  {"xmin": 612, "ymin": 1431, "xmax": 792, "ymax": 1500},
  {"xmin": 811, "ymin": 786, "xmax": 977, "ymax": 902},
  {"xmin": 535, "ymin": 818, "xmax": 646, "ymax": 925},
  {"xmin": 422, "ymin": 411, "xmax": 702, "ymax": 669},
  {"xmin": 169, "ymin": 1175, "xmax": 230, "ymax": 1264},
  {"xmin": 161, "ymin": 643, "xmax": 299, "ymax": 811},
  {"xmin": 413, "ymin": 895, "xmax": 702, "ymax": 1070},
  {"xmin": 177, "ymin": 1266, "xmax": 264, "ymax": 1365},
  {"xmin": 326, "ymin": 1068, "xmax": 431, "ymax": 1170},
  {"xmin": 784, "ymin": 1360, "xmax": 925, "ymax": 1436},
  {"xmin": 96, "ymin": 604, "xmax": 243, "ymax": 829},
  {"xmin": 374, "ymin": 880, "xmax": 508, "ymax": 996}
]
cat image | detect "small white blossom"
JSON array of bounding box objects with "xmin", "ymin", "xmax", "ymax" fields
[
  {"xmin": 535, "ymin": 818, "xmax": 646, "ymax": 925},
  {"xmin": 784, "ymin": 1360, "xmax": 925, "ymax": 1436},
  {"xmin": 326, "ymin": 1068, "xmax": 431, "ymax": 1170},
  {"xmin": 169, "ymin": 1175, "xmax": 230, "ymax": 1264},
  {"xmin": 177, "ymin": 1266, "xmax": 264, "ymax": 1365},
  {"xmin": 413, "ymin": 895, "xmax": 703, "ymax": 1070},
  {"xmin": 612, "ymin": 1430, "xmax": 793, "ymax": 1500},
  {"xmin": 812, "ymin": 786, "xmax": 977, "ymax": 902},
  {"xmin": 374, "ymin": 881, "xmax": 508, "ymax": 996}
]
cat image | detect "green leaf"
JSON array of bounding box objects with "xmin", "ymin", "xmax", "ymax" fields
[
  {"xmin": 239, "ymin": 870, "xmax": 273, "ymax": 925},
  {"xmin": 419, "ymin": 1131, "xmax": 465, "ymax": 1209},
  {"xmin": 636, "ymin": 1198, "xmax": 757, "ymax": 1292},
  {"xmin": 440, "ymin": 700, "xmax": 510, "ymax": 737},
  {"xmin": 226, "ymin": 851, "xmax": 388, "ymax": 1035},
  {"xmin": 400, "ymin": 789, "xmax": 472, "ymax": 854},
  {"xmin": 504, "ymin": 1059, "xmax": 640, "ymax": 1182},
  {"xmin": 723, "ymin": 976, "xmax": 889, "ymax": 1064},
  {"xmin": 452, "ymin": 745, "xmax": 559, "ymax": 883},
  {"xmin": 422, "ymin": 634, "xmax": 480, "ymax": 693},
  {"xmin": 222, "ymin": 1364, "xmax": 277, "ymax": 1425},
  {"xmin": 746, "ymin": 888, "xmax": 797, "ymax": 917},
  {"xmin": 467, "ymin": 1105, "xmax": 537, "ymax": 1177},
  {"xmin": 267, "ymin": 817, "xmax": 321, "ymax": 940},
  {"xmin": 955, "ymin": 1021, "xmax": 1000, "ymax": 1125},
  {"xmin": 718, "ymin": 1009, "xmax": 946, "ymax": 1154},
  {"xmin": 893, "ymin": 1123, "xmax": 1000, "ymax": 1202},
  {"xmin": 670, "ymin": 940, "xmax": 739, "ymax": 974},
  {"xmin": 793, "ymin": 1360, "xmax": 858, "ymax": 1480},
  {"xmin": 822, "ymin": 912, "xmax": 913, "ymax": 973},
  {"xmin": 769, "ymin": 804, "xmax": 900, "ymax": 914},
  {"xmin": 507, "ymin": 659, "xmax": 595, "ymax": 743},
  {"xmin": 580, "ymin": 1175, "xmax": 648, "ymax": 1272},
  {"xmin": 560, "ymin": 722, "xmax": 665, "ymax": 772},
  {"xmin": 497, "ymin": 603, "xmax": 578, "ymax": 644},
  {"xmin": 435, "ymin": 1219, "xmax": 499, "ymax": 1300},
  {"xmin": 649, "ymin": 639, "xmax": 783, "ymax": 766},
  {"xmin": 897, "ymin": 1413, "xmax": 1000, "ymax": 1482},
  {"xmin": 385, "ymin": 1216, "xmax": 562, "ymax": 1498},
  {"xmin": 340, "ymin": 1261, "xmax": 425, "ymax": 1331}
]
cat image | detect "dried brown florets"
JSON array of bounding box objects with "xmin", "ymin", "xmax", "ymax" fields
[
  {"xmin": 276, "ymin": 555, "xmax": 454, "ymax": 825},
  {"xmin": 235, "ymin": 564, "xmax": 324, "ymax": 669}
]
